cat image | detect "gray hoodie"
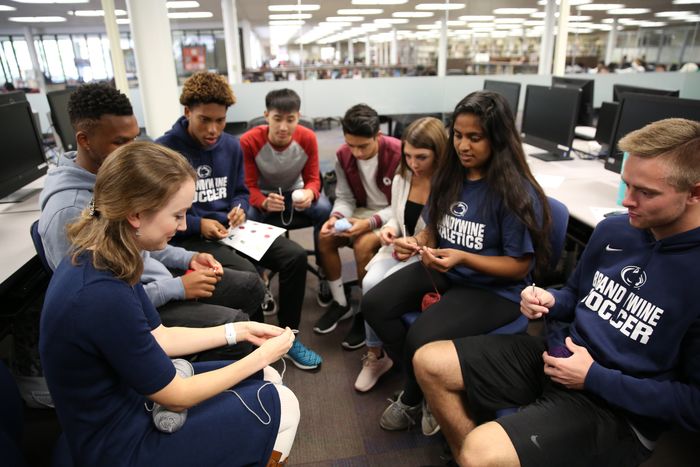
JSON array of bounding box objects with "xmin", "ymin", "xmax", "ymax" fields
[{"xmin": 38, "ymin": 152, "xmax": 195, "ymax": 307}]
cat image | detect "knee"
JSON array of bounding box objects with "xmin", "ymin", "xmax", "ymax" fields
[
  {"xmin": 245, "ymin": 271, "xmax": 266, "ymax": 301},
  {"xmin": 276, "ymin": 385, "xmax": 300, "ymax": 431},
  {"xmin": 413, "ymin": 342, "xmax": 448, "ymax": 384},
  {"xmin": 318, "ymin": 236, "xmax": 337, "ymax": 253},
  {"xmin": 459, "ymin": 424, "xmax": 515, "ymax": 467},
  {"xmin": 353, "ymin": 235, "xmax": 379, "ymax": 259}
]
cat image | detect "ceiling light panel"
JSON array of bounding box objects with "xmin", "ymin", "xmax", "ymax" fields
[
  {"xmin": 268, "ymin": 4, "xmax": 320, "ymax": 12},
  {"xmin": 416, "ymin": 3, "xmax": 466, "ymax": 11},
  {"xmin": 654, "ymin": 11, "xmax": 694, "ymax": 17},
  {"xmin": 493, "ymin": 8, "xmax": 537, "ymax": 14},
  {"xmin": 71, "ymin": 9, "xmax": 126, "ymax": 17},
  {"xmin": 9, "ymin": 16, "xmax": 67, "ymax": 21},
  {"xmin": 577, "ymin": 4, "xmax": 624, "ymax": 11},
  {"xmin": 352, "ymin": 0, "xmax": 408, "ymax": 4},
  {"xmin": 537, "ymin": 0, "xmax": 592, "ymax": 5},
  {"xmin": 269, "ymin": 13, "xmax": 312, "ymax": 20},
  {"xmin": 11, "ymin": 0, "xmax": 88, "ymax": 3},
  {"xmin": 166, "ymin": 1, "xmax": 200, "ymax": 8},
  {"xmin": 393, "ymin": 11, "xmax": 433, "ymax": 18},
  {"xmin": 608, "ymin": 8, "xmax": 651, "ymax": 15},
  {"xmin": 168, "ymin": 11, "xmax": 213, "ymax": 19}
]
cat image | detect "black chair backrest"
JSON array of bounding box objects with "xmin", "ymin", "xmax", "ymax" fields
[{"xmin": 30, "ymin": 220, "xmax": 53, "ymax": 275}]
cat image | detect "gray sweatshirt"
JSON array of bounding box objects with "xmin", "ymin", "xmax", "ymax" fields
[{"xmin": 38, "ymin": 152, "xmax": 195, "ymax": 307}]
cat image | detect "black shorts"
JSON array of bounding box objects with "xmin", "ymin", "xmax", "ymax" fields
[{"xmin": 454, "ymin": 334, "xmax": 653, "ymax": 467}]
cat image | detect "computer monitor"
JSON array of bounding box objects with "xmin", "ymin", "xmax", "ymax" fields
[
  {"xmin": 594, "ymin": 101, "xmax": 619, "ymax": 147},
  {"xmin": 604, "ymin": 94, "xmax": 700, "ymax": 174},
  {"xmin": 521, "ymin": 85, "xmax": 581, "ymax": 162},
  {"xmin": 0, "ymin": 90, "xmax": 27, "ymax": 106},
  {"xmin": 612, "ymin": 84, "xmax": 679, "ymax": 103},
  {"xmin": 483, "ymin": 80, "xmax": 521, "ymax": 115},
  {"xmin": 551, "ymin": 76, "xmax": 595, "ymax": 126},
  {"xmin": 0, "ymin": 101, "xmax": 48, "ymax": 203},
  {"xmin": 47, "ymin": 88, "xmax": 77, "ymax": 151}
]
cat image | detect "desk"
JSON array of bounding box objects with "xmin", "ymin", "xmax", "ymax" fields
[
  {"xmin": 0, "ymin": 177, "xmax": 44, "ymax": 291},
  {"xmin": 524, "ymin": 145, "xmax": 623, "ymax": 244}
]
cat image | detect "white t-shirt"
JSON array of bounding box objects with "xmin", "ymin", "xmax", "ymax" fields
[{"xmin": 357, "ymin": 155, "xmax": 388, "ymax": 211}]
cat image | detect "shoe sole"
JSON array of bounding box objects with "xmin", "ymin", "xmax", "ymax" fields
[
  {"xmin": 341, "ymin": 339, "xmax": 366, "ymax": 350},
  {"xmin": 312, "ymin": 308, "xmax": 354, "ymax": 334},
  {"xmin": 283, "ymin": 354, "xmax": 321, "ymax": 371},
  {"xmin": 262, "ymin": 308, "xmax": 277, "ymax": 316},
  {"xmin": 317, "ymin": 296, "xmax": 333, "ymax": 308},
  {"xmin": 422, "ymin": 424, "xmax": 441, "ymax": 436},
  {"xmin": 379, "ymin": 419, "xmax": 415, "ymax": 431},
  {"xmin": 354, "ymin": 359, "xmax": 393, "ymax": 392}
]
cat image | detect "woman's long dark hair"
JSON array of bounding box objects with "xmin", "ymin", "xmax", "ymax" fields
[{"xmin": 427, "ymin": 91, "xmax": 552, "ymax": 278}]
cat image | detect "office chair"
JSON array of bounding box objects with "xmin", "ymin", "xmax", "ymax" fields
[
  {"xmin": 30, "ymin": 220, "xmax": 53, "ymax": 276},
  {"xmin": 401, "ymin": 197, "xmax": 570, "ymax": 338}
]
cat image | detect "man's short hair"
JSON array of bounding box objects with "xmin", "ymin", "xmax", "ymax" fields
[
  {"xmin": 265, "ymin": 88, "xmax": 301, "ymax": 113},
  {"xmin": 68, "ymin": 82, "xmax": 133, "ymax": 133},
  {"xmin": 179, "ymin": 72, "xmax": 236, "ymax": 108},
  {"xmin": 341, "ymin": 103, "xmax": 380, "ymax": 138},
  {"xmin": 619, "ymin": 118, "xmax": 700, "ymax": 191}
]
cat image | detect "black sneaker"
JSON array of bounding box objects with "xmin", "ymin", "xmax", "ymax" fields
[
  {"xmin": 313, "ymin": 300, "xmax": 353, "ymax": 334},
  {"xmin": 341, "ymin": 313, "xmax": 366, "ymax": 350},
  {"xmin": 317, "ymin": 280, "xmax": 333, "ymax": 307},
  {"xmin": 261, "ymin": 287, "xmax": 277, "ymax": 316}
]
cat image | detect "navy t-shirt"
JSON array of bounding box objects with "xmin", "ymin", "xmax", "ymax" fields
[
  {"xmin": 433, "ymin": 178, "xmax": 537, "ymax": 302},
  {"xmin": 40, "ymin": 253, "xmax": 176, "ymax": 466}
]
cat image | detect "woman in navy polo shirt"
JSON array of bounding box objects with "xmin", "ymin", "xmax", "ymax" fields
[
  {"xmin": 39, "ymin": 142, "xmax": 299, "ymax": 466},
  {"xmin": 363, "ymin": 91, "xmax": 552, "ymax": 433}
]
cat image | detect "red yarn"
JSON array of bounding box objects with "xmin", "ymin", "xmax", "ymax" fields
[{"xmin": 421, "ymin": 292, "xmax": 441, "ymax": 311}]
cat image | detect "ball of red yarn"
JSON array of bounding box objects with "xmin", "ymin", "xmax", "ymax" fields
[{"xmin": 421, "ymin": 292, "xmax": 441, "ymax": 311}]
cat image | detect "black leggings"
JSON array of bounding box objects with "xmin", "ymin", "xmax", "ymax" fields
[{"xmin": 362, "ymin": 261, "xmax": 521, "ymax": 405}]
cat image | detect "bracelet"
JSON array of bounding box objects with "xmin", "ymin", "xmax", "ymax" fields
[{"xmin": 224, "ymin": 322, "xmax": 237, "ymax": 346}]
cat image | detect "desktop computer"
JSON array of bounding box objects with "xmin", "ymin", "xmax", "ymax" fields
[
  {"xmin": 605, "ymin": 94, "xmax": 700, "ymax": 174},
  {"xmin": 521, "ymin": 85, "xmax": 581, "ymax": 162}
]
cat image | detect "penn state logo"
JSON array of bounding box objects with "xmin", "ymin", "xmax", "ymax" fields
[
  {"xmin": 196, "ymin": 165, "xmax": 212, "ymax": 179},
  {"xmin": 620, "ymin": 265, "xmax": 647, "ymax": 289},
  {"xmin": 450, "ymin": 201, "xmax": 468, "ymax": 217}
]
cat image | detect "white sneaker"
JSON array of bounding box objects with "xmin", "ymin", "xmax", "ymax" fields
[
  {"xmin": 354, "ymin": 351, "xmax": 393, "ymax": 392},
  {"xmin": 421, "ymin": 400, "xmax": 441, "ymax": 436}
]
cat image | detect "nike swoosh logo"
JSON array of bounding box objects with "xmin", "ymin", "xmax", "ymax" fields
[
  {"xmin": 530, "ymin": 435, "xmax": 541, "ymax": 449},
  {"xmin": 605, "ymin": 244, "xmax": 623, "ymax": 252}
]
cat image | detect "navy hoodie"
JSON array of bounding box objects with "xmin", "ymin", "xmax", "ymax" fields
[
  {"xmin": 156, "ymin": 116, "xmax": 249, "ymax": 237},
  {"xmin": 549, "ymin": 214, "xmax": 700, "ymax": 440}
]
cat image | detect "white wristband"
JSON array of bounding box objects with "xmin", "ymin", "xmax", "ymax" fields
[{"xmin": 224, "ymin": 322, "xmax": 237, "ymax": 346}]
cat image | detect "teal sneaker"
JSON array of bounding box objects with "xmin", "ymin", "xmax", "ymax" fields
[{"xmin": 284, "ymin": 340, "xmax": 322, "ymax": 371}]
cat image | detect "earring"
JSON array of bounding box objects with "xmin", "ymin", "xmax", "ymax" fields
[{"xmin": 135, "ymin": 228, "xmax": 141, "ymax": 237}]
